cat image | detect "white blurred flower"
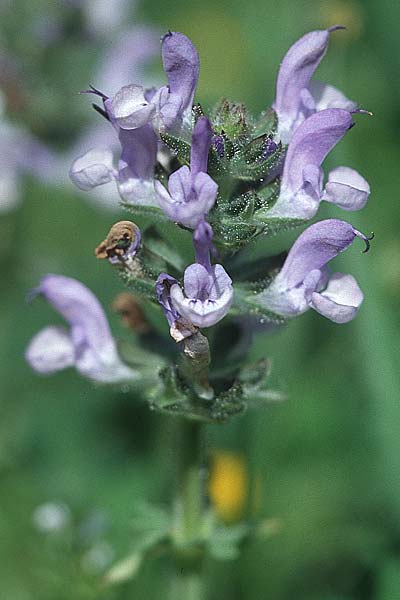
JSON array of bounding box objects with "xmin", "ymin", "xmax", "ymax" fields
[{"xmin": 32, "ymin": 501, "xmax": 71, "ymax": 532}]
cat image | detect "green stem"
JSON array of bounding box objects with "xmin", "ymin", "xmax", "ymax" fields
[{"xmin": 171, "ymin": 418, "xmax": 205, "ymax": 600}]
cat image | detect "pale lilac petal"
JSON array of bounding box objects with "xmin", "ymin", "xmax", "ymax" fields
[
  {"xmin": 190, "ymin": 117, "xmax": 213, "ymax": 179},
  {"xmin": 309, "ymin": 81, "xmax": 357, "ymax": 112},
  {"xmin": 158, "ymin": 94, "xmax": 183, "ymax": 130},
  {"xmin": 170, "ymin": 280, "xmax": 233, "ymax": 328},
  {"xmin": 193, "ymin": 220, "xmax": 214, "ymax": 269},
  {"xmin": 118, "ymin": 177, "xmax": 156, "ymax": 205},
  {"xmin": 155, "ymin": 273, "xmax": 180, "ymax": 327},
  {"xmin": 268, "ymin": 109, "xmax": 353, "ymax": 219},
  {"xmin": 155, "ymin": 179, "xmax": 174, "ymax": 210},
  {"xmin": 208, "ymin": 264, "xmax": 232, "ymax": 301},
  {"xmin": 29, "ymin": 275, "xmax": 139, "ymax": 383},
  {"xmin": 38, "ymin": 275, "xmax": 115, "ymax": 352},
  {"xmin": 193, "ymin": 172, "xmax": 218, "ymax": 215},
  {"xmin": 282, "ymin": 109, "xmax": 353, "ymax": 195},
  {"xmin": 256, "ymin": 269, "xmax": 323, "ymax": 318},
  {"xmin": 108, "ymin": 84, "xmax": 156, "ymax": 130},
  {"xmin": 168, "ymin": 166, "xmax": 191, "ymax": 202},
  {"xmin": 322, "ymin": 166, "xmax": 370, "ymax": 211},
  {"xmin": 161, "ymin": 31, "xmax": 199, "ymax": 128},
  {"xmin": 278, "ymin": 219, "xmax": 357, "ymax": 289},
  {"xmin": 117, "ymin": 125, "xmax": 158, "ymax": 205},
  {"xmin": 273, "ymin": 29, "xmax": 331, "ymax": 141},
  {"xmin": 69, "ymin": 148, "xmax": 116, "ymax": 191},
  {"xmin": 25, "ymin": 326, "xmax": 75, "ymax": 374},
  {"xmin": 156, "ymin": 171, "xmax": 217, "ymax": 228},
  {"xmin": 183, "ymin": 263, "xmax": 211, "ymax": 300},
  {"xmin": 310, "ymin": 272, "xmax": 363, "ymax": 323}
]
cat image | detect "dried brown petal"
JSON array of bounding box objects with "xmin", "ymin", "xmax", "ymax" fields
[
  {"xmin": 95, "ymin": 221, "xmax": 139, "ymax": 261},
  {"xmin": 112, "ymin": 292, "xmax": 149, "ymax": 334}
]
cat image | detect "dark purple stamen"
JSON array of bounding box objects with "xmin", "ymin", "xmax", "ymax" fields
[
  {"xmin": 262, "ymin": 136, "xmax": 278, "ymax": 159},
  {"xmin": 213, "ymin": 134, "xmax": 225, "ymax": 158}
]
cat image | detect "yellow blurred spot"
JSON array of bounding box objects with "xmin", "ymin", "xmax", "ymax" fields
[
  {"xmin": 319, "ymin": 0, "xmax": 364, "ymax": 40},
  {"xmin": 209, "ymin": 451, "xmax": 248, "ymax": 522}
]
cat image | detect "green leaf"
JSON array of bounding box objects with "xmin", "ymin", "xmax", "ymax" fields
[
  {"xmin": 117, "ymin": 340, "xmax": 165, "ymax": 372},
  {"xmin": 120, "ymin": 202, "xmax": 169, "ymax": 223},
  {"xmin": 254, "ymin": 179, "xmax": 280, "ymax": 210},
  {"xmin": 104, "ymin": 503, "xmax": 171, "ymax": 586},
  {"xmin": 130, "ymin": 502, "xmax": 171, "ymax": 552},
  {"xmin": 142, "ymin": 226, "xmax": 185, "ymax": 272},
  {"xmin": 230, "ymin": 142, "xmax": 285, "ymax": 181},
  {"xmin": 252, "ymin": 108, "xmax": 278, "ymax": 137},
  {"xmin": 212, "ymin": 98, "xmax": 249, "ymax": 139},
  {"xmin": 253, "ymin": 214, "xmax": 308, "ymax": 235},
  {"xmin": 212, "ymin": 219, "xmax": 263, "ymax": 251},
  {"xmin": 159, "ymin": 132, "xmax": 191, "ymax": 166},
  {"xmin": 232, "ymin": 283, "xmax": 287, "ymax": 324}
]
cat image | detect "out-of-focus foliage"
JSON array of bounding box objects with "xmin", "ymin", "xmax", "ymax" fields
[{"xmin": 1, "ymin": 0, "xmax": 399, "ymax": 598}]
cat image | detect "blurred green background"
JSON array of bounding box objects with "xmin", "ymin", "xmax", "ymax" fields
[{"xmin": 1, "ymin": 0, "xmax": 399, "ymax": 598}]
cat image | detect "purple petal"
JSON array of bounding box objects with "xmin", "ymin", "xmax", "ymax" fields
[
  {"xmin": 277, "ymin": 219, "xmax": 357, "ymax": 289},
  {"xmin": 273, "ymin": 29, "xmax": 331, "ymax": 140},
  {"xmin": 282, "ymin": 109, "xmax": 353, "ymax": 195},
  {"xmin": 192, "ymin": 172, "xmax": 218, "ymax": 215},
  {"xmin": 155, "ymin": 272, "xmax": 180, "ymax": 327},
  {"xmin": 193, "ymin": 220, "xmax": 214, "ymax": 269},
  {"xmin": 269, "ymin": 109, "xmax": 353, "ymax": 219},
  {"xmin": 183, "ymin": 263, "xmax": 211, "ymax": 300},
  {"xmin": 168, "ymin": 166, "xmax": 191, "ymax": 202},
  {"xmin": 25, "ymin": 326, "xmax": 75, "ymax": 374},
  {"xmin": 208, "ymin": 264, "xmax": 233, "ymax": 301},
  {"xmin": 161, "ymin": 31, "xmax": 200, "ymax": 128},
  {"xmin": 310, "ymin": 272, "xmax": 363, "ymax": 323},
  {"xmin": 256, "ymin": 268, "xmax": 322, "ymax": 317},
  {"xmin": 170, "ymin": 275, "xmax": 233, "ymax": 328},
  {"xmin": 155, "ymin": 172, "xmax": 217, "ymax": 228},
  {"xmin": 322, "ymin": 166, "xmax": 370, "ymax": 211},
  {"xmin": 69, "ymin": 148, "xmax": 116, "ymax": 191},
  {"xmin": 38, "ymin": 275, "xmax": 116, "ymax": 352},
  {"xmin": 30, "ymin": 275, "xmax": 138, "ymax": 383},
  {"xmin": 190, "ymin": 117, "xmax": 213, "ymax": 179},
  {"xmin": 117, "ymin": 124, "xmax": 158, "ymax": 205}
]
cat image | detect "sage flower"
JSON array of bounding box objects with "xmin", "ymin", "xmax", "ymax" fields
[
  {"xmin": 255, "ymin": 219, "xmax": 371, "ymax": 323},
  {"xmin": 155, "ymin": 116, "xmax": 218, "ymax": 228},
  {"xmin": 168, "ymin": 221, "xmax": 233, "ymax": 328},
  {"xmin": 105, "ymin": 31, "xmax": 199, "ymax": 133},
  {"xmin": 70, "ymin": 123, "xmax": 158, "ymax": 206},
  {"xmin": 266, "ymin": 109, "xmax": 370, "ymax": 220},
  {"xmin": 26, "ymin": 275, "xmax": 139, "ymax": 383},
  {"xmin": 273, "ymin": 27, "xmax": 357, "ymax": 143}
]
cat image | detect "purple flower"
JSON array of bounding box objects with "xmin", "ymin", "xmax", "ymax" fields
[
  {"xmin": 25, "ymin": 275, "xmax": 139, "ymax": 383},
  {"xmin": 105, "ymin": 31, "xmax": 199, "ymax": 133},
  {"xmin": 266, "ymin": 109, "xmax": 370, "ymax": 220},
  {"xmin": 70, "ymin": 123, "xmax": 158, "ymax": 206},
  {"xmin": 168, "ymin": 221, "xmax": 233, "ymax": 328},
  {"xmin": 155, "ymin": 117, "xmax": 218, "ymax": 228},
  {"xmin": 273, "ymin": 27, "xmax": 357, "ymax": 143},
  {"xmin": 255, "ymin": 219, "xmax": 371, "ymax": 323}
]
